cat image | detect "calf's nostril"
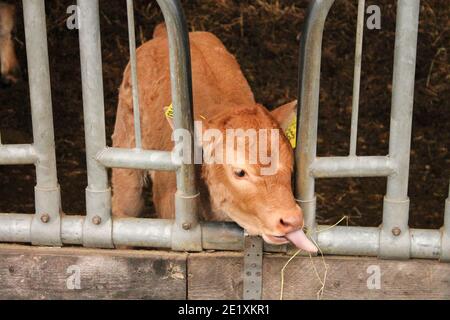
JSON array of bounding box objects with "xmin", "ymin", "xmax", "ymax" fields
[{"xmin": 278, "ymin": 214, "xmax": 302, "ymax": 232}]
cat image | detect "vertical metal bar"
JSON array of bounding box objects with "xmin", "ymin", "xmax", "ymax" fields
[
  {"xmin": 379, "ymin": 0, "xmax": 420, "ymax": 259},
  {"xmin": 156, "ymin": 0, "xmax": 201, "ymax": 251},
  {"xmin": 126, "ymin": 0, "xmax": 142, "ymax": 149},
  {"xmin": 349, "ymin": 0, "xmax": 365, "ymax": 156},
  {"xmin": 441, "ymin": 182, "xmax": 450, "ymax": 261},
  {"xmin": 23, "ymin": 0, "xmax": 62, "ymax": 246},
  {"xmin": 78, "ymin": 0, "xmax": 113, "ymax": 248},
  {"xmin": 295, "ymin": 0, "xmax": 335, "ymax": 236}
]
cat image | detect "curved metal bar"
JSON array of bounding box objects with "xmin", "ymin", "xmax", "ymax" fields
[
  {"xmin": 155, "ymin": 0, "xmax": 201, "ymax": 251},
  {"xmin": 156, "ymin": 0, "xmax": 197, "ymax": 196},
  {"xmin": 295, "ymin": 0, "xmax": 335, "ymax": 235}
]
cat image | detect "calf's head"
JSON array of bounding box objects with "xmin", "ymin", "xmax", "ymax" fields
[{"xmin": 196, "ymin": 102, "xmax": 317, "ymax": 252}]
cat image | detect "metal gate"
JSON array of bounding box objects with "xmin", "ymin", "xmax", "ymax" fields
[{"xmin": 0, "ymin": 0, "xmax": 448, "ymax": 261}]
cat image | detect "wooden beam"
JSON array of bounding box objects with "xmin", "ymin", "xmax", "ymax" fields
[
  {"xmin": 188, "ymin": 252, "xmax": 450, "ymax": 300},
  {"xmin": 0, "ymin": 244, "xmax": 187, "ymax": 299},
  {"xmin": 1, "ymin": 244, "xmax": 449, "ymax": 299}
]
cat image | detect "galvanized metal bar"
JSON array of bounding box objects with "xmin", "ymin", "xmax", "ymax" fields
[
  {"xmin": 441, "ymin": 182, "xmax": 450, "ymax": 261},
  {"xmin": 22, "ymin": 0, "xmax": 62, "ymax": 246},
  {"xmin": 113, "ymin": 218, "xmax": 173, "ymax": 248},
  {"xmin": 318, "ymin": 226, "xmax": 441, "ymax": 259},
  {"xmin": 379, "ymin": 0, "xmax": 420, "ymax": 259},
  {"xmin": 96, "ymin": 147, "xmax": 179, "ymax": 171},
  {"xmin": 156, "ymin": 0, "xmax": 201, "ymax": 251},
  {"xmin": 295, "ymin": 0, "xmax": 335, "ymax": 236},
  {"xmin": 349, "ymin": 0, "xmax": 365, "ymax": 156},
  {"xmin": 310, "ymin": 156, "xmax": 395, "ymax": 178},
  {"xmin": 0, "ymin": 214, "xmax": 32, "ymax": 243},
  {"xmin": 202, "ymin": 221, "xmax": 244, "ymax": 251},
  {"xmin": 0, "ymin": 144, "xmax": 37, "ymax": 165},
  {"xmin": 126, "ymin": 0, "xmax": 142, "ymax": 149},
  {"xmin": 0, "ymin": 214, "xmax": 445, "ymax": 259},
  {"xmin": 78, "ymin": 0, "xmax": 113, "ymax": 248},
  {"xmin": 317, "ymin": 226, "xmax": 380, "ymax": 256}
]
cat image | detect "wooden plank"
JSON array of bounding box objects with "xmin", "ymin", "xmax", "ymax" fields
[
  {"xmin": 188, "ymin": 252, "xmax": 450, "ymax": 300},
  {"xmin": 0, "ymin": 244, "xmax": 187, "ymax": 300},
  {"xmin": 188, "ymin": 252, "xmax": 244, "ymax": 300},
  {"xmin": 2, "ymin": 244, "xmax": 449, "ymax": 300}
]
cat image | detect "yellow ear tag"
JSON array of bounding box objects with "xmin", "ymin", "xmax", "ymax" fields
[
  {"xmin": 164, "ymin": 102, "xmax": 206, "ymax": 123},
  {"xmin": 285, "ymin": 116, "xmax": 297, "ymax": 149},
  {"xmin": 164, "ymin": 103, "xmax": 174, "ymax": 119},
  {"xmin": 163, "ymin": 103, "xmax": 175, "ymax": 130}
]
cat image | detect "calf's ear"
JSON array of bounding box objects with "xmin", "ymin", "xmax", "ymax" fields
[{"xmin": 270, "ymin": 100, "xmax": 297, "ymax": 133}]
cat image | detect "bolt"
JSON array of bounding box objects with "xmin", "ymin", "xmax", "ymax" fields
[
  {"xmin": 392, "ymin": 227, "xmax": 401, "ymax": 236},
  {"xmin": 182, "ymin": 223, "xmax": 191, "ymax": 230},
  {"xmin": 92, "ymin": 216, "xmax": 102, "ymax": 225},
  {"xmin": 40, "ymin": 214, "xmax": 50, "ymax": 223}
]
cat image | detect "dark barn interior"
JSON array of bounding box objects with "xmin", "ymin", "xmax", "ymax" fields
[{"xmin": 0, "ymin": 0, "xmax": 448, "ymax": 229}]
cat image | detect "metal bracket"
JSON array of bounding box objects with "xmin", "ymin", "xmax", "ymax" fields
[
  {"xmin": 31, "ymin": 185, "xmax": 62, "ymax": 246},
  {"xmin": 82, "ymin": 187, "xmax": 114, "ymax": 248},
  {"xmin": 379, "ymin": 197, "xmax": 411, "ymax": 259},
  {"xmin": 171, "ymin": 192, "xmax": 202, "ymax": 252},
  {"xmin": 243, "ymin": 233, "xmax": 263, "ymax": 300}
]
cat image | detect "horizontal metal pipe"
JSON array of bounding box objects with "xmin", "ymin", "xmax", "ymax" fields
[
  {"xmin": 0, "ymin": 214, "xmax": 31, "ymax": 243},
  {"xmin": 113, "ymin": 218, "xmax": 172, "ymax": 248},
  {"xmin": 317, "ymin": 225, "xmax": 380, "ymax": 256},
  {"xmin": 96, "ymin": 147, "xmax": 179, "ymax": 171},
  {"xmin": 311, "ymin": 156, "xmax": 395, "ymax": 178},
  {"xmin": 410, "ymin": 229, "xmax": 441, "ymax": 259},
  {"xmin": 0, "ymin": 144, "xmax": 37, "ymax": 165},
  {"xmin": 61, "ymin": 215, "xmax": 84, "ymax": 244},
  {"xmin": 202, "ymin": 221, "xmax": 244, "ymax": 251},
  {"xmin": 0, "ymin": 214, "xmax": 444, "ymax": 260},
  {"xmin": 318, "ymin": 226, "xmax": 441, "ymax": 259}
]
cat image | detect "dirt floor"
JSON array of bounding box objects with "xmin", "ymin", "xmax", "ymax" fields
[{"xmin": 0, "ymin": 0, "xmax": 448, "ymax": 229}]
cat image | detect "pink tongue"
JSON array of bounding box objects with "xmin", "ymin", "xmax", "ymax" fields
[{"xmin": 285, "ymin": 229, "xmax": 318, "ymax": 253}]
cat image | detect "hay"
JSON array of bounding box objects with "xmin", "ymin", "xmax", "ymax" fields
[{"xmin": 279, "ymin": 216, "xmax": 348, "ymax": 300}]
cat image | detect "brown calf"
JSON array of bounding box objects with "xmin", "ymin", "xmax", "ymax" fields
[
  {"xmin": 112, "ymin": 24, "xmax": 316, "ymax": 252},
  {"xmin": 0, "ymin": 2, "xmax": 20, "ymax": 87}
]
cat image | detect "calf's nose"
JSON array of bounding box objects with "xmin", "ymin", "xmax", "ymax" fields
[{"xmin": 278, "ymin": 212, "xmax": 302, "ymax": 234}]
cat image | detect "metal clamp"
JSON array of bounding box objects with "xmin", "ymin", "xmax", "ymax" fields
[
  {"xmin": 31, "ymin": 185, "xmax": 62, "ymax": 246},
  {"xmin": 379, "ymin": 197, "xmax": 411, "ymax": 259},
  {"xmin": 82, "ymin": 188, "xmax": 114, "ymax": 248},
  {"xmin": 171, "ymin": 192, "xmax": 202, "ymax": 251},
  {"xmin": 243, "ymin": 233, "xmax": 263, "ymax": 300}
]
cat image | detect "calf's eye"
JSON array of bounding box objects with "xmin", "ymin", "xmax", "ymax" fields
[{"xmin": 234, "ymin": 169, "xmax": 246, "ymax": 178}]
